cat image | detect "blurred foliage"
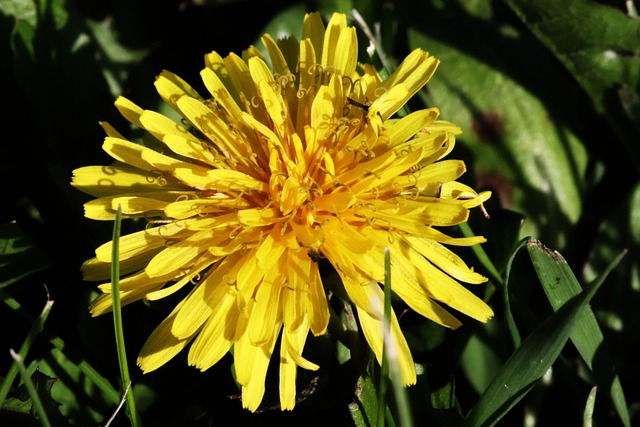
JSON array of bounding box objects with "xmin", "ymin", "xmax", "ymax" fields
[{"xmin": 1, "ymin": 0, "xmax": 639, "ymax": 426}]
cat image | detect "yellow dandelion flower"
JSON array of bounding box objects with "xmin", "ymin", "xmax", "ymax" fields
[{"xmin": 72, "ymin": 11, "xmax": 493, "ymax": 411}]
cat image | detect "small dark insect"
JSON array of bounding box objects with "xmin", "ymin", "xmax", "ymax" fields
[
  {"xmin": 308, "ymin": 247, "xmax": 323, "ymax": 263},
  {"xmin": 346, "ymin": 97, "xmax": 370, "ymax": 112}
]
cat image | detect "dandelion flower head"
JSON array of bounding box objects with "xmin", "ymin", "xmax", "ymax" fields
[{"xmin": 72, "ymin": 11, "xmax": 494, "ymax": 411}]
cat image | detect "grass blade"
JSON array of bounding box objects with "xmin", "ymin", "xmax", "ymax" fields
[
  {"xmin": 583, "ymin": 386, "xmax": 597, "ymax": 427},
  {"xmin": 384, "ymin": 248, "xmax": 413, "ymax": 427},
  {"xmin": 462, "ymin": 240, "xmax": 607, "ymax": 427},
  {"xmin": 500, "ymin": 237, "xmax": 532, "ymax": 348},
  {"xmin": 110, "ymin": 205, "xmax": 139, "ymax": 427},
  {"xmin": 0, "ymin": 291, "xmax": 53, "ymax": 409},
  {"xmin": 8, "ymin": 349, "xmax": 52, "ymax": 427},
  {"xmin": 0, "ymin": 289, "xmax": 121, "ymax": 406},
  {"xmin": 377, "ymin": 248, "xmax": 391, "ymax": 427},
  {"xmin": 529, "ymin": 243, "xmax": 630, "ymax": 427}
]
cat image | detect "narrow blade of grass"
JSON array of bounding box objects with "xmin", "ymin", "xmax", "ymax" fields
[
  {"xmin": 0, "ymin": 289, "xmax": 121, "ymax": 406},
  {"xmin": 500, "ymin": 236, "xmax": 532, "ymax": 348},
  {"xmin": 528, "ymin": 243, "xmax": 630, "ymax": 427},
  {"xmin": 377, "ymin": 248, "xmax": 391, "ymax": 427},
  {"xmin": 385, "ymin": 248, "xmax": 413, "ymax": 427},
  {"xmin": 462, "ymin": 240, "xmax": 607, "ymax": 427},
  {"xmin": 583, "ymin": 386, "xmax": 597, "ymax": 427},
  {"xmin": 0, "ymin": 292, "xmax": 53, "ymax": 409},
  {"xmin": 111, "ymin": 205, "xmax": 139, "ymax": 427},
  {"xmin": 8, "ymin": 349, "xmax": 52, "ymax": 427}
]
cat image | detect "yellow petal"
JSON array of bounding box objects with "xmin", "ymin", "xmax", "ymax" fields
[
  {"xmin": 99, "ymin": 121, "xmax": 125, "ymax": 139},
  {"xmin": 154, "ymin": 70, "xmax": 204, "ymax": 111},
  {"xmin": 144, "ymin": 229, "xmax": 218, "ymax": 277},
  {"xmin": 237, "ymin": 207, "xmax": 282, "ymax": 227},
  {"xmin": 110, "ymin": 196, "xmax": 170, "ymax": 216},
  {"xmin": 72, "ymin": 165, "xmax": 188, "ymax": 198},
  {"xmin": 248, "ymin": 268, "xmax": 283, "ymax": 346},
  {"xmin": 321, "ymin": 13, "xmax": 347, "ymax": 68},
  {"xmin": 307, "ymin": 261, "xmax": 329, "ymax": 335},
  {"xmin": 280, "ymin": 318, "xmax": 317, "ymax": 410},
  {"xmin": 200, "ymin": 67, "xmax": 243, "ymax": 121},
  {"xmin": 175, "ymin": 95, "xmax": 249, "ymax": 164},
  {"xmin": 395, "ymin": 237, "xmax": 494, "ymax": 323},
  {"xmin": 172, "ymin": 167, "xmax": 267, "ymax": 193},
  {"xmin": 403, "ymin": 234, "xmax": 487, "ymax": 284},
  {"xmin": 248, "ymin": 55, "xmax": 275, "ymax": 86},
  {"xmin": 235, "ymin": 324, "xmax": 280, "ymax": 412},
  {"xmin": 333, "ymin": 26, "xmax": 357, "ymax": 76},
  {"xmin": 138, "ymin": 110, "xmax": 219, "ymax": 166},
  {"xmin": 172, "ymin": 251, "xmax": 244, "ymax": 339},
  {"xmin": 356, "ymin": 303, "xmax": 417, "ymax": 386},
  {"xmin": 302, "ymin": 12, "xmax": 325, "ymax": 61},
  {"xmin": 114, "ymin": 96, "xmax": 144, "ymax": 128},
  {"xmin": 379, "ymin": 108, "xmax": 440, "ymax": 150},
  {"xmin": 103, "ymin": 137, "xmax": 202, "ymax": 174},
  {"xmin": 137, "ymin": 298, "xmax": 195, "ymax": 373},
  {"xmin": 95, "ymin": 222, "xmax": 190, "ymax": 262},
  {"xmin": 187, "ymin": 284, "xmax": 238, "ymax": 370},
  {"xmin": 164, "ymin": 196, "xmax": 248, "ymax": 219}
]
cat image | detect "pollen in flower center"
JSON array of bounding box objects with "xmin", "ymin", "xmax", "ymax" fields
[{"xmin": 198, "ymin": 62, "xmax": 382, "ymax": 252}]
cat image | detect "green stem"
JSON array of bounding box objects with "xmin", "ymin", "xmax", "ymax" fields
[
  {"xmin": 111, "ymin": 205, "xmax": 139, "ymax": 427},
  {"xmin": 457, "ymin": 222, "xmax": 503, "ymax": 287},
  {"xmin": 377, "ymin": 248, "xmax": 392, "ymax": 427}
]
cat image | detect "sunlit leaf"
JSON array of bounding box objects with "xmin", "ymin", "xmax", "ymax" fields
[
  {"xmin": 350, "ymin": 374, "xmax": 381, "ymax": 427},
  {"xmin": 529, "ymin": 240, "xmax": 630, "ymax": 427},
  {"xmin": 462, "ymin": 239, "xmax": 606, "ymax": 427},
  {"xmin": 407, "ymin": 18, "xmax": 588, "ymax": 247},
  {"xmin": 504, "ymin": 0, "xmax": 640, "ymax": 172}
]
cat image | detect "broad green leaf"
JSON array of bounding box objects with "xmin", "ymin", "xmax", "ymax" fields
[
  {"xmin": 0, "ymin": 0, "xmax": 69, "ymax": 29},
  {"xmin": 429, "ymin": 377, "xmax": 461, "ymax": 413},
  {"xmin": 85, "ymin": 18, "xmax": 148, "ymax": 97},
  {"xmin": 37, "ymin": 349, "xmax": 113, "ymax": 426},
  {"xmin": 318, "ymin": 0, "xmax": 354, "ymax": 16},
  {"xmin": 350, "ymin": 374, "xmax": 382, "ymax": 427},
  {"xmin": 407, "ymin": 20, "xmax": 588, "ymax": 248},
  {"xmin": 253, "ymin": 3, "xmax": 307, "ymax": 61},
  {"xmin": 3, "ymin": 364, "xmax": 64, "ymax": 427},
  {"xmin": 504, "ymin": 0, "xmax": 640, "ymax": 172},
  {"xmin": 529, "ymin": 240, "xmax": 631, "ymax": 427},
  {"xmin": 462, "ymin": 239, "xmax": 606, "ymax": 427},
  {"xmin": 0, "ymin": 222, "xmax": 51, "ymax": 289},
  {"xmin": 460, "ymin": 323, "xmax": 504, "ymax": 396},
  {"xmin": 0, "ymin": 291, "xmax": 121, "ymax": 425},
  {"xmin": 0, "ymin": 295, "xmax": 53, "ymax": 411}
]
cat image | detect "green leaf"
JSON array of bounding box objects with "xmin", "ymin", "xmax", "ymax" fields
[
  {"xmin": 529, "ymin": 241, "xmax": 630, "ymax": 427},
  {"xmin": 407, "ymin": 16, "xmax": 588, "ymax": 247},
  {"xmin": 503, "ymin": 0, "xmax": 640, "ymax": 172},
  {"xmin": 1, "ymin": 0, "xmax": 69, "ymax": 29},
  {"xmin": 583, "ymin": 386, "xmax": 597, "ymax": 427},
  {"xmin": 460, "ymin": 323, "xmax": 504, "ymax": 396},
  {"xmin": 253, "ymin": 3, "xmax": 307, "ymax": 56},
  {"xmin": 0, "ymin": 222, "xmax": 51, "ymax": 289},
  {"xmin": 37, "ymin": 349, "xmax": 116, "ymax": 426},
  {"xmin": 0, "ymin": 291, "xmax": 121, "ymax": 424},
  {"xmin": 462, "ymin": 239, "xmax": 606, "ymax": 427},
  {"xmin": 350, "ymin": 374, "xmax": 381, "ymax": 427},
  {"xmin": 0, "ymin": 371, "xmax": 69, "ymax": 427}
]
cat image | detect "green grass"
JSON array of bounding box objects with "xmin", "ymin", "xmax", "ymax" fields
[{"xmin": 1, "ymin": 0, "xmax": 638, "ymax": 425}]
